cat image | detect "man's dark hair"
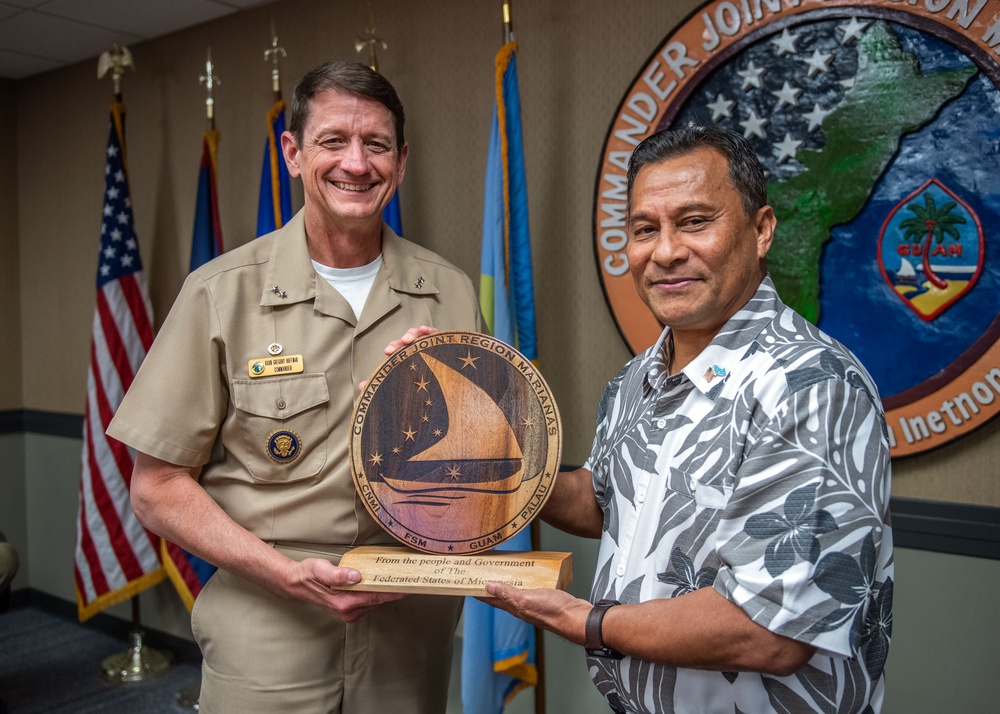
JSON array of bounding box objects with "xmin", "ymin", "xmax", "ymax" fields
[
  {"xmin": 626, "ymin": 125, "xmax": 767, "ymax": 217},
  {"xmin": 289, "ymin": 61, "xmax": 405, "ymax": 150}
]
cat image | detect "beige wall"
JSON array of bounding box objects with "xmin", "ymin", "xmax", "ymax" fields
[
  {"xmin": 15, "ymin": 0, "xmax": 670, "ymax": 466},
  {"xmin": 12, "ymin": 0, "xmax": 999, "ymax": 503},
  {"xmin": 6, "ymin": 1, "xmax": 1000, "ymax": 712},
  {"xmin": 1, "ymin": 77, "xmax": 20, "ymax": 411}
]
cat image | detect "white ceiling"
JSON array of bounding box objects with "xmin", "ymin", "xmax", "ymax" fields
[{"xmin": 0, "ymin": 0, "xmax": 276, "ymax": 80}]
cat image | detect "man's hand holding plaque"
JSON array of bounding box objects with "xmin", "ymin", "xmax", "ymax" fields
[{"xmin": 341, "ymin": 330, "xmax": 571, "ymax": 596}]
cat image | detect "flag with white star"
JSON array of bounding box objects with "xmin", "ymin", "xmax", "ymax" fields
[{"xmin": 75, "ymin": 102, "xmax": 164, "ymax": 621}]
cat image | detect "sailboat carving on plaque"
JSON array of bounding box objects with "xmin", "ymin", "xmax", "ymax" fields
[{"xmin": 382, "ymin": 353, "xmax": 525, "ymax": 495}]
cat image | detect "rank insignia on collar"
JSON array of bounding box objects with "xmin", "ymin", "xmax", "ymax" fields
[
  {"xmin": 266, "ymin": 430, "xmax": 302, "ymax": 464},
  {"xmin": 270, "ymin": 285, "xmax": 287, "ymax": 299},
  {"xmin": 704, "ymin": 364, "xmax": 727, "ymax": 383},
  {"xmin": 415, "ymin": 276, "xmax": 425, "ymax": 289}
]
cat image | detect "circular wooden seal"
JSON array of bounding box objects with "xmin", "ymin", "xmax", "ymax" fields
[{"xmin": 351, "ymin": 331, "xmax": 562, "ymax": 554}]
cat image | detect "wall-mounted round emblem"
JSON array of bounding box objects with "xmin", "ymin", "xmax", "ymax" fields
[
  {"xmin": 351, "ymin": 331, "xmax": 562, "ymax": 554},
  {"xmin": 266, "ymin": 430, "xmax": 302, "ymax": 464},
  {"xmin": 594, "ymin": 0, "xmax": 1000, "ymax": 456}
]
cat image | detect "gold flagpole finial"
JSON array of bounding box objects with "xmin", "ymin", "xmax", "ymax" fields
[
  {"xmin": 354, "ymin": 3, "xmax": 387, "ymax": 73},
  {"xmin": 264, "ymin": 19, "xmax": 286, "ymax": 100},
  {"xmin": 502, "ymin": 1, "xmax": 514, "ymax": 44},
  {"xmin": 97, "ymin": 43, "xmax": 134, "ymax": 100},
  {"xmin": 199, "ymin": 47, "xmax": 220, "ymax": 129}
]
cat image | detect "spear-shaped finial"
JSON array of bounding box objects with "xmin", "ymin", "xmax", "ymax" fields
[
  {"xmin": 264, "ymin": 19, "xmax": 286, "ymax": 100},
  {"xmin": 354, "ymin": 3, "xmax": 387, "ymax": 73},
  {"xmin": 199, "ymin": 48, "xmax": 220, "ymax": 129},
  {"xmin": 97, "ymin": 43, "xmax": 134, "ymax": 100}
]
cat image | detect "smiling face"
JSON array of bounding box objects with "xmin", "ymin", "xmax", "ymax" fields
[
  {"xmin": 626, "ymin": 147, "xmax": 775, "ymax": 356},
  {"xmin": 281, "ymin": 88, "xmax": 407, "ymax": 239}
]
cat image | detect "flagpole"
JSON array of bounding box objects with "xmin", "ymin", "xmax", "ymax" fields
[
  {"xmin": 503, "ymin": 0, "xmax": 514, "ymax": 45},
  {"xmin": 175, "ymin": 49, "xmax": 229, "ymax": 708},
  {"xmin": 355, "ymin": 7, "xmax": 403, "ymax": 236},
  {"xmin": 355, "ymin": 3, "xmax": 388, "ymax": 73},
  {"xmin": 265, "ymin": 19, "xmax": 286, "ymax": 101},
  {"xmin": 257, "ymin": 24, "xmax": 292, "ymax": 236},
  {"xmin": 200, "ymin": 47, "xmax": 219, "ymax": 131},
  {"xmin": 94, "ymin": 45, "xmax": 173, "ymax": 682}
]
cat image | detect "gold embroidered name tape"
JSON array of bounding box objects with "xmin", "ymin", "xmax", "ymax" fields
[{"xmin": 248, "ymin": 354, "xmax": 304, "ymax": 378}]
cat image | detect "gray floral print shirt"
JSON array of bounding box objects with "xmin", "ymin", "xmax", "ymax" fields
[{"xmin": 584, "ymin": 276, "xmax": 893, "ymax": 714}]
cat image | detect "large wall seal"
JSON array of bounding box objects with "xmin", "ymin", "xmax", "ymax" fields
[{"xmin": 594, "ymin": 0, "xmax": 1000, "ymax": 456}]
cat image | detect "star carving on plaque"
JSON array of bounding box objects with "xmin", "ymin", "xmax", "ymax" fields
[{"xmin": 458, "ymin": 350, "xmax": 479, "ymax": 369}]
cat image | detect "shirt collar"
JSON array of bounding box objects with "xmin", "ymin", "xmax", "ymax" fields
[
  {"xmin": 259, "ymin": 214, "xmax": 440, "ymax": 310},
  {"xmin": 260, "ymin": 209, "xmax": 316, "ymax": 307},
  {"xmin": 642, "ymin": 275, "xmax": 781, "ymax": 398}
]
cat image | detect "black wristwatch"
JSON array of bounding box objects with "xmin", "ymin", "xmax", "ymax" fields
[{"xmin": 584, "ymin": 599, "xmax": 624, "ymax": 659}]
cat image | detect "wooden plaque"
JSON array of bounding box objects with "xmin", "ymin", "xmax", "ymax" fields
[
  {"xmin": 351, "ymin": 331, "xmax": 562, "ymax": 555},
  {"xmin": 335, "ymin": 546, "xmax": 572, "ymax": 596}
]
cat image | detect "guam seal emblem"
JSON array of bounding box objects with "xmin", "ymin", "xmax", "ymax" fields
[
  {"xmin": 879, "ymin": 178, "xmax": 984, "ymax": 322},
  {"xmin": 595, "ymin": 0, "xmax": 1000, "ymax": 456}
]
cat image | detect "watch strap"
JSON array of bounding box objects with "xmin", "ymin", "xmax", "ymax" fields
[{"xmin": 585, "ymin": 599, "xmax": 623, "ymax": 659}]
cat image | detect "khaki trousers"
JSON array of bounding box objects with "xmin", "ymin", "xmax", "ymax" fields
[{"xmin": 192, "ymin": 543, "xmax": 462, "ymax": 714}]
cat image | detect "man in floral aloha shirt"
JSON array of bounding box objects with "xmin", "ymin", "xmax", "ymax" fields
[{"xmin": 485, "ymin": 125, "xmax": 892, "ymax": 714}]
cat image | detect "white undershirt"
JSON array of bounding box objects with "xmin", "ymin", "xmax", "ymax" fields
[{"xmin": 311, "ymin": 255, "xmax": 383, "ymax": 321}]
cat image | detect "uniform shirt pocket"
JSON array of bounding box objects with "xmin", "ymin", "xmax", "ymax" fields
[{"xmin": 231, "ymin": 374, "xmax": 330, "ymax": 483}]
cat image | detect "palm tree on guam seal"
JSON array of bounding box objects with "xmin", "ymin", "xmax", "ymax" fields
[{"xmin": 899, "ymin": 192, "xmax": 967, "ymax": 290}]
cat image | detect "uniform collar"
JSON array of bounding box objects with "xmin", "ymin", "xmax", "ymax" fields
[
  {"xmin": 259, "ymin": 212, "xmax": 440, "ymax": 328},
  {"xmin": 380, "ymin": 227, "xmax": 440, "ymax": 297},
  {"xmin": 260, "ymin": 210, "xmax": 317, "ymax": 307}
]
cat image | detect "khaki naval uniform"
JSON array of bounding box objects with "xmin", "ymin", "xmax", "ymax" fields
[{"xmin": 108, "ymin": 210, "xmax": 481, "ymax": 713}]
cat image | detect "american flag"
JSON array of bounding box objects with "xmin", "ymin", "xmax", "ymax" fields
[{"xmin": 74, "ymin": 101, "xmax": 164, "ymax": 621}]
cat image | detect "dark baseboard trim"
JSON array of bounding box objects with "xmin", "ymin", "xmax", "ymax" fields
[
  {"xmin": 890, "ymin": 497, "xmax": 1000, "ymax": 561},
  {"xmin": 10, "ymin": 588, "xmax": 201, "ymax": 664},
  {"xmin": 3, "ymin": 434, "xmax": 997, "ymax": 560},
  {"xmin": 0, "ymin": 409, "xmax": 83, "ymax": 438}
]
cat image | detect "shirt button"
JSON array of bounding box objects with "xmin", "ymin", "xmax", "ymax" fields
[
  {"xmin": 276, "ymin": 399, "xmax": 286, "ymax": 410},
  {"xmin": 637, "ymin": 490, "xmax": 645, "ymax": 503},
  {"xmin": 656, "ymin": 418, "xmax": 666, "ymax": 429},
  {"xmin": 616, "ymin": 565, "xmax": 625, "ymax": 576}
]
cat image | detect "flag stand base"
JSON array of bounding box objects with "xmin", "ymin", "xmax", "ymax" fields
[
  {"xmin": 100, "ymin": 596, "xmax": 173, "ymax": 682},
  {"xmin": 175, "ymin": 678, "xmax": 200, "ymax": 710},
  {"xmin": 100, "ymin": 628, "xmax": 173, "ymax": 682}
]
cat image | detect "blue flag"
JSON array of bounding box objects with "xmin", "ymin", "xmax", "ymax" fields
[
  {"xmin": 383, "ymin": 190, "xmax": 403, "ymax": 236},
  {"xmin": 464, "ymin": 41, "xmax": 538, "ymax": 714},
  {"xmin": 189, "ymin": 130, "xmax": 224, "ymax": 271},
  {"xmin": 163, "ymin": 127, "xmax": 223, "ymax": 610},
  {"xmin": 256, "ymin": 100, "xmax": 293, "ymax": 237}
]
